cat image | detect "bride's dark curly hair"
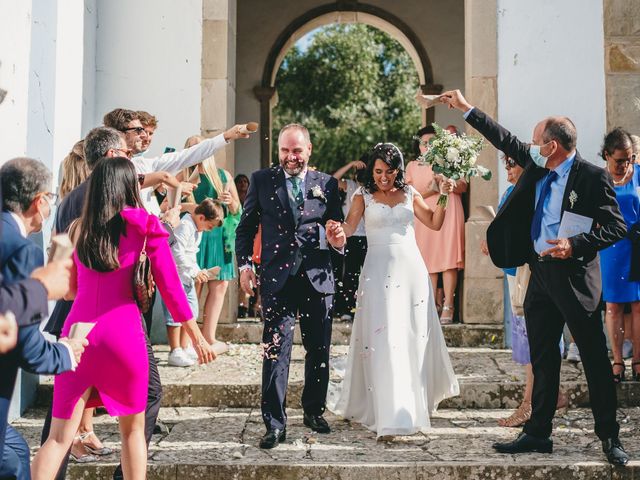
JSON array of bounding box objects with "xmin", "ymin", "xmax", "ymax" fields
[{"xmin": 363, "ymin": 143, "xmax": 406, "ymax": 193}]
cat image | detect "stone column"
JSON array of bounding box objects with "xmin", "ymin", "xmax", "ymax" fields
[
  {"xmin": 202, "ymin": 0, "xmax": 238, "ymax": 324},
  {"xmin": 604, "ymin": 0, "xmax": 640, "ymax": 132},
  {"xmin": 461, "ymin": 0, "xmax": 503, "ymax": 324},
  {"xmin": 253, "ymin": 86, "xmax": 277, "ymax": 168}
]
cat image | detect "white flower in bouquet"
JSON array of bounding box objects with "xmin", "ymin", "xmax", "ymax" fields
[{"xmin": 415, "ymin": 123, "xmax": 490, "ymax": 207}]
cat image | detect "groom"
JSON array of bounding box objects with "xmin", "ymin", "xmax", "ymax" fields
[{"xmin": 235, "ymin": 124, "xmax": 344, "ymax": 449}]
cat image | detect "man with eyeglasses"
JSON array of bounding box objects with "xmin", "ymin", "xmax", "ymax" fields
[
  {"xmin": 0, "ymin": 157, "xmax": 87, "ymax": 480},
  {"xmin": 103, "ymin": 108, "xmax": 250, "ymax": 216}
]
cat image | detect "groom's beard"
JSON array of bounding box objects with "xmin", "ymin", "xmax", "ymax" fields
[{"xmin": 281, "ymin": 157, "xmax": 306, "ymax": 176}]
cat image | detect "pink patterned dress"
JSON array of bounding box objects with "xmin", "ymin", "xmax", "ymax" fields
[{"xmin": 52, "ymin": 208, "xmax": 193, "ymax": 419}]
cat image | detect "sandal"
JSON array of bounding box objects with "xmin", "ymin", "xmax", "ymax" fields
[
  {"xmin": 497, "ymin": 401, "xmax": 531, "ymax": 428},
  {"xmin": 79, "ymin": 431, "xmax": 113, "ymax": 456},
  {"xmin": 612, "ymin": 362, "xmax": 626, "ymax": 383},
  {"xmin": 632, "ymin": 362, "xmax": 640, "ymax": 382},
  {"xmin": 70, "ymin": 436, "xmax": 99, "ymax": 463},
  {"xmin": 555, "ymin": 391, "xmax": 569, "ymax": 415},
  {"xmin": 440, "ymin": 305, "xmax": 454, "ymax": 325}
]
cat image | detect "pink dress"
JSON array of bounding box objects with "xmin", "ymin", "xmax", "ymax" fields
[
  {"xmin": 405, "ymin": 161, "xmax": 465, "ymax": 273},
  {"xmin": 52, "ymin": 208, "xmax": 192, "ymax": 419}
]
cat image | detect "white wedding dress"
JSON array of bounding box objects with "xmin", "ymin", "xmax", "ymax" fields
[{"xmin": 328, "ymin": 185, "xmax": 459, "ymax": 437}]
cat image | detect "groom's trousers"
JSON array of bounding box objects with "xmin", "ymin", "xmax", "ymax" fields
[
  {"xmin": 522, "ymin": 259, "xmax": 619, "ymax": 440},
  {"xmin": 260, "ymin": 268, "xmax": 333, "ymax": 431}
]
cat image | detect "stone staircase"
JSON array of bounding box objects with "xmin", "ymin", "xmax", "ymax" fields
[{"xmin": 14, "ymin": 321, "xmax": 640, "ymax": 479}]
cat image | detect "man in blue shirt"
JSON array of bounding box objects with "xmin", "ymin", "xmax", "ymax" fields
[{"xmin": 436, "ymin": 89, "xmax": 628, "ymax": 466}]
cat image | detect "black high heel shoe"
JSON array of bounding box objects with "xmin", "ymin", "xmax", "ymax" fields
[
  {"xmin": 612, "ymin": 362, "xmax": 626, "ymax": 383},
  {"xmin": 632, "ymin": 362, "xmax": 640, "ymax": 382}
]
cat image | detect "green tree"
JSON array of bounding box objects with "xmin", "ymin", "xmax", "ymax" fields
[{"xmin": 272, "ymin": 24, "xmax": 421, "ymax": 173}]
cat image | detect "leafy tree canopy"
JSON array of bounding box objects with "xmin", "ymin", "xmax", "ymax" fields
[{"xmin": 272, "ymin": 24, "xmax": 421, "ymax": 173}]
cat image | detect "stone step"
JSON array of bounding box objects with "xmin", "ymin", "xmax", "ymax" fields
[
  {"xmin": 13, "ymin": 406, "xmax": 640, "ymax": 479},
  {"xmin": 37, "ymin": 345, "xmax": 640, "ymax": 410},
  {"xmin": 217, "ymin": 318, "xmax": 504, "ymax": 348}
]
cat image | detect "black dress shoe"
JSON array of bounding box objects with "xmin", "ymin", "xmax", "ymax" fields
[
  {"xmin": 259, "ymin": 428, "xmax": 286, "ymax": 449},
  {"xmin": 493, "ymin": 432, "xmax": 553, "ymax": 454},
  {"xmin": 602, "ymin": 437, "xmax": 629, "ymax": 466},
  {"xmin": 303, "ymin": 413, "xmax": 331, "ymax": 433}
]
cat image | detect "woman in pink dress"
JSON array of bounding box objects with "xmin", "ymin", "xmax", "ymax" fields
[
  {"xmin": 32, "ymin": 158, "xmax": 214, "ymax": 480},
  {"xmin": 405, "ymin": 126, "xmax": 466, "ymax": 323}
]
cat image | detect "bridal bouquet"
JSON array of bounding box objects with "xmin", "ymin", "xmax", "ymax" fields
[{"xmin": 416, "ymin": 123, "xmax": 490, "ymax": 207}]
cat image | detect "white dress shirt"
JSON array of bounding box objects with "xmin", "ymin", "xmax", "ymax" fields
[
  {"xmin": 171, "ymin": 214, "xmax": 203, "ymax": 286},
  {"xmin": 133, "ymin": 133, "xmax": 229, "ymax": 215}
]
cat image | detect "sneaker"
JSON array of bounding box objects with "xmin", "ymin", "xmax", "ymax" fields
[
  {"xmin": 184, "ymin": 345, "xmax": 198, "ymax": 361},
  {"xmin": 623, "ymin": 339, "xmax": 633, "ymax": 360},
  {"xmin": 566, "ymin": 342, "xmax": 581, "ymax": 363},
  {"xmin": 168, "ymin": 348, "xmax": 195, "ymax": 367}
]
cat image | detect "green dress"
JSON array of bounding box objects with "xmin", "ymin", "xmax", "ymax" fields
[{"xmin": 194, "ymin": 169, "xmax": 239, "ymax": 280}]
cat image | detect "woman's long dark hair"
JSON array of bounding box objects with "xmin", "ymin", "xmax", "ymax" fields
[
  {"xmin": 363, "ymin": 143, "xmax": 406, "ymax": 193},
  {"xmin": 76, "ymin": 157, "xmax": 143, "ymax": 272}
]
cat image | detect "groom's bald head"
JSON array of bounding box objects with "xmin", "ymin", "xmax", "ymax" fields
[{"xmin": 278, "ymin": 124, "xmax": 312, "ymax": 176}]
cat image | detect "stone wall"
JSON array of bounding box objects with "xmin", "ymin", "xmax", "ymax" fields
[{"xmin": 604, "ymin": 0, "xmax": 640, "ymax": 133}]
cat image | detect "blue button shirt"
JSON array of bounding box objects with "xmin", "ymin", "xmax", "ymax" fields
[{"xmin": 533, "ymin": 153, "xmax": 576, "ymax": 254}]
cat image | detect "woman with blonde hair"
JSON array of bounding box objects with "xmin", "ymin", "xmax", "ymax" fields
[
  {"xmin": 58, "ymin": 140, "xmax": 89, "ymax": 200},
  {"xmin": 185, "ymin": 135, "xmax": 242, "ymax": 352}
]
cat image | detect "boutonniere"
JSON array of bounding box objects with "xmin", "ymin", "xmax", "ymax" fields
[
  {"xmin": 310, "ymin": 185, "xmax": 326, "ymax": 202},
  {"xmin": 569, "ymin": 190, "xmax": 578, "ymax": 209}
]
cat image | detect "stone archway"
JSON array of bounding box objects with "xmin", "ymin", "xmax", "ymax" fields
[{"xmin": 254, "ymin": 3, "xmax": 442, "ymax": 168}]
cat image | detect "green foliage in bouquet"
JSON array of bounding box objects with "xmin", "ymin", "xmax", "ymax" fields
[{"xmin": 415, "ymin": 123, "xmax": 490, "ymax": 207}]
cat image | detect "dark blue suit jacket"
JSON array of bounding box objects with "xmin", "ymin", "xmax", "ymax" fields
[
  {"xmin": 0, "ymin": 184, "xmax": 48, "ymax": 326},
  {"xmin": 235, "ymin": 166, "xmax": 343, "ymax": 295},
  {"xmin": 0, "ymin": 211, "xmax": 72, "ymax": 461},
  {"xmin": 1, "ymin": 213, "xmax": 45, "ymax": 284}
]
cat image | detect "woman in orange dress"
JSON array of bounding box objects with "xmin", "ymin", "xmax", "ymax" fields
[{"xmin": 405, "ymin": 126, "xmax": 466, "ymax": 323}]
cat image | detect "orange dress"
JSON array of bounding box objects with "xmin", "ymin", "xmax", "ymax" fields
[{"xmin": 405, "ymin": 161, "xmax": 465, "ymax": 273}]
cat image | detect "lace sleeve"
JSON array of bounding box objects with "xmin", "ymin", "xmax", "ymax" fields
[{"xmin": 352, "ymin": 186, "xmax": 370, "ymax": 207}]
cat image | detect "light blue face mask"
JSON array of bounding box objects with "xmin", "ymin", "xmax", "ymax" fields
[{"xmin": 529, "ymin": 144, "xmax": 549, "ymax": 168}]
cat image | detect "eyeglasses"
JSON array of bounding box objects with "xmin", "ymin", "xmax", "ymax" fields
[
  {"xmin": 504, "ymin": 158, "xmax": 517, "ymax": 169},
  {"xmin": 121, "ymin": 126, "xmax": 146, "ymax": 135},
  {"xmin": 41, "ymin": 192, "xmax": 57, "ymax": 206},
  {"xmin": 610, "ymin": 154, "xmax": 637, "ymax": 166},
  {"xmin": 111, "ymin": 148, "xmax": 133, "ymax": 159}
]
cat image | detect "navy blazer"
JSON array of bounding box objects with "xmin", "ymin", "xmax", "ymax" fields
[
  {"xmin": 235, "ymin": 166, "xmax": 343, "ymax": 295},
  {"xmin": 1, "ymin": 212, "xmax": 45, "ymax": 284},
  {"xmin": 0, "ymin": 184, "xmax": 48, "ymax": 326}
]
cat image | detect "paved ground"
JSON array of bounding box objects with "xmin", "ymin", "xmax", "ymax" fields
[
  {"xmin": 14, "ymin": 406, "xmax": 640, "ymax": 479},
  {"xmin": 38, "ymin": 344, "xmax": 640, "ymax": 409}
]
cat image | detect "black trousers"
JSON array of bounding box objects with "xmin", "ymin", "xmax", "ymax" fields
[
  {"xmin": 522, "ymin": 260, "xmax": 619, "ymax": 440},
  {"xmin": 334, "ymin": 236, "xmax": 367, "ymax": 316},
  {"xmin": 260, "ymin": 269, "xmax": 333, "ymax": 431},
  {"xmin": 42, "ymin": 322, "xmax": 162, "ymax": 480}
]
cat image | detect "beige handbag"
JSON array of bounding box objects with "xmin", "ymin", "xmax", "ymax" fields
[{"xmin": 509, "ymin": 265, "xmax": 531, "ymax": 316}]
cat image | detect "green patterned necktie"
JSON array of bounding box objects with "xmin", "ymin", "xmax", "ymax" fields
[{"xmin": 288, "ymin": 176, "xmax": 304, "ymax": 207}]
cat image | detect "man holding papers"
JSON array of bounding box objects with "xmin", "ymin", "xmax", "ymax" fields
[{"xmin": 438, "ymin": 90, "xmax": 629, "ymax": 466}]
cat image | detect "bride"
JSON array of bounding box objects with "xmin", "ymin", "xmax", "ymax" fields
[{"xmin": 326, "ymin": 143, "xmax": 459, "ymax": 438}]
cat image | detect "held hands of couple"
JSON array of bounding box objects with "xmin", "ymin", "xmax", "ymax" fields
[
  {"xmin": 541, "ymin": 238, "xmax": 573, "ymax": 259},
  {"xmin": 326, "ymin": 220, "xmax": 346, "ymax": 249}
]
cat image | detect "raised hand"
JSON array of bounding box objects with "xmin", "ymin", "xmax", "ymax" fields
[
  {"xmin": 351, "ymin": 160, "xmax": 367, "ymax": 170},
  {"xmin": 31, "ymin": 259, "xmax": 73, "ymax": 300},
  {"xmin": 439, "ymin": 89, "xmax": 474, "ymax": 112},
  {"xmin": 223, "ymin": 124, "xmax": 251, "ymax": 141},
  {"xmin": 0, "ymin": 312, "xmax": 18, "ymax": 354},
  {"xmin": 162, "ymin": 206, "xmax": 182, "ymax": 228}
]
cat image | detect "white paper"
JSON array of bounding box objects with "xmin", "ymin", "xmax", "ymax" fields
[
  {"xmin": 69, "ymin": 322, "xmax": 95, "ymax": 340},
  {"xmin": 558, "ymin": 211, "xmax": 593, "ymax": 238}
]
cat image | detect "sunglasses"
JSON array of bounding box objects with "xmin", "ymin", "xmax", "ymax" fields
[
  {"xmin": 504, "ymin": 158, "xmax": 517, "ymax": 169},
  {"xmin": 121, "ymin": 126, "xmax": 146, "ymax": 135}
]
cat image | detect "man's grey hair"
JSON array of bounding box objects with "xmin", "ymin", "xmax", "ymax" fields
[
  {"xmin": 1, "ymin": 157, "xmax": 52, "ymax": 213},
  {"xmin": 84, "ymin": 127, "xmax": 124, "ymax": 170},
  {"xmin": 277, "ymin": 123, "xmax": 311, "ymax": 145}
]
